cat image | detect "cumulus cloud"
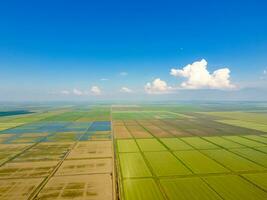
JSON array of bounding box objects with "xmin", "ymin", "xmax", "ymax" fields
[
  {"xmin": 73, "ymin": 88, "xmax": 83, "ymax": 96},
  {"xmin": 91, "ymin": 86, "xmax": 101, "ymax": 95},
  {"xmin": 119, "ymin": 72, "xmax": 128, "ymax": 76},
  {"xmin": 61, "ymin": 90, "xmax": 70, "ymax": 95},
  {"xmin": 170, "ymin": 59, "xmax": 235, "ymax": 89},
  {"xmin": 120, "ymin": 87, "xmax": 133, "ymax": 93},
  {"xmin": 145, "ymin": 78, "xmax": 173, "ymax": 94}
]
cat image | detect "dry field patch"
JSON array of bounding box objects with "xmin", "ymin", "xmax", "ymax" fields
[
  {"xmin": 113, "ymin": 125, "xmax": 132, "ymax": 139},
  {"xmin": 143, "ymin": 125, "xmax": 172, "ymax": 137},
  {"xmin": 14, "ymin": 142, "xmax": 73, "ymax": 162},
  {"xmin": 56, "ymin": 158, "xmax": 112, "ymax": 176},
  {"xmin": 112, "ymin": 120, "xmax": 124, "ymax": 126},
  {"xmin": 0, "ymin": 144, "xmax": 32, "ymax": 165},
  {"xmin": 67, "ymin": 141, "xmax": 112, "ymax": 159},
  {"xmin": 0, "ymin": 161, "xmax": 58, "ymax": 178},
  {"xmin": 126, "ymin": 125, "xmax": 152, "ymax": 138},
  {"xmin": 0, "ymin": 177, "xmax": 43, "ymax": 200},
  {"xmin": 35, "ymin": 174, "xmax": 112, "ymax": 200}
]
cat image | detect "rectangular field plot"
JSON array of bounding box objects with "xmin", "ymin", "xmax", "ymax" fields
[
  {"xmin": 223, "ymin": 136, "xmax": 266, "ymax": 147},
  {"xmin": 144, "ymin": 151, "xmax": 191, "ymax": 176},
  {"xmin": 243, "ymin": 135, "xmax": 267, "ymax": 145},
  {"xmin": 255, "ymin": 146, "xmax": 267, "ymax": 153},
  {"xmin": 160, "ymin": 177, "xmax": 222, "ymax": 200},
  {"xmin": 126, "ymin": 125, "xmax": 152, "ymax": 138},
  {"xmin": 44, "ymin": 132, "xmax": 82, "ymax": 142},
  {"xmin": 87, "ymin": 121, "xmax": 111, "ymax": 132},
  {"xmin": 123, "ymin": 178, "xmax": 165, "ymax": 200},
  {"xmin": 112, "ymin": 120, "xmax": 124, "ymax": 126},
  {"xmin": 6, "ymin": 133, "xmax": 48, "ymax": 144},
  {"xmin": 202, "ymin": 111, "xmax": 267, "ymax": 125},
  {"xmin": 142, "ymin": 125, "xmax": 172, "ymax": 138},
  {"xmin": 2, "ymin": 122, "xmax": 69, "ymax": 134},
  {"xmin": 80, "ymin": 132, "xmax": 111, "ymax": 141},
  {"xmin": 0, "ymin": 144, "xmax": 31, "ymax": 165},
  {"xmin": 202, "ymin": 149, "xmax": 265, "ymax": 172},
  {"xmin": 0, "ymin": 143, "xmax": 31, "ymax": 152},
  {"xmin": 124, "ymin": 120, "xmax": 139, "ymax": 126},
  {"xmin": 0, "ymin": 177, "xmax": 43, "ymax": 200},
  {"xmin": 61, "ymin": 122, "xmax": 91, "ymax": 132},
  {"xmin": 117, "ymin": 139, "xmax": 139, "ymax": 152},
  {"xmin": 204, "ymin": 175, "xmax": 267, "ymax": 200},
  {"xmin": 36, "ymin": 174, "xmax": 112, "ymax": 200},
  {"xmin": 136, "ymin": 139, "xmax": 167, "ymax": 152},
  {"xmin": 230, "ymin": 148, "xmax": 267, "ymax": 167},
  {"xmin": 112, "ymin": 111, "xmax": 180, "ymax": 120},
  {"xmin": 39, "ymin": 111, "xmax": 84, "ymax": 122},
  {"xmin": 67, "ymin": 141, "xmax": 112, "ymax": 159},
  {"xmin": 113, "ymin": 125, "xmax": 132, "ymax": 139},
  {"xmin": 137, "ymin": 120, "xmax": 153, "ymax": 126},
  {"xmin": 119, "ymin": 152, "xmax": 151, "ymax": 178},
  {"xmin": 186, "ymin": 128, "xmax": 219, "ymax": 136},
  {"xmin": 56, "ymin": 158, "xmax": 112, "ymax": 176},
  {"xmin": 160, "ymin": 138, "xmax": 193, "ymax": 151},
  {"xmin": 14, "ymin": 142, "xmax": 73, "ymax": 161},
  {"xmin": 75, "ymin": 109, "xmax": 111, "ymax": 122},
  {"xmin": 0, "ymin": 161, "xmax": 58, "ymax": 178},
  {"xmin": 181, "ymin": 137, "xmax": 219, "ymax": 150},
  {"xmin": 217, "ymin": 119, "xmax": 267, "ymax": 133},
  {"xmin": 202, "ymin": 136, "xmax": 244, "ymax": 149},
  {"xmin": 165, "ymin": 129, "xmax": 191, "ymax": 137},
  {"xmin": 242, "ymin": 173, "xmax": 267, "ymax": 191},
  {"xmin": 174, "ymin": 150, "xmax": 229, "ymax": 174}
]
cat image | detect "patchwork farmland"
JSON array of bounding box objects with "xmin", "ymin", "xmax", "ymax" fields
[{"xmin": 0, "ymin": 103, "xmax": 267, "ymax": 199}]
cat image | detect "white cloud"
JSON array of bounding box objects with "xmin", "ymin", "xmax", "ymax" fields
[
  {"xmin": 145, "ymin": 78, "xmax": 173, "ymax": 94},
  {"xmin": 91, "ymin": 86, "xmax": 101, "ymax": 95},
  {"xmin": 73, "ymin": 88, "xmax": 83, "ymax": 96},
  {"xmin": 120, "ymin": 87, "xmax": 133, "ymax": 93},
  {"xmin": 100, "ymin": 78, "xmax": 109, "ymax": 81},
  {"xmin": 264, "ymin": 70, "xmax": 267, "ymax": 75},
  {"xmin": 61, "ymin": 90, "xmax": 70, "ymax": 95},
  {"xmin": 119, "ymin": 72, "xmax": 128, "ymax": 76},
  {"xmin": 170, "ymin": 59, "xmax": 235, "ymax": 89}
]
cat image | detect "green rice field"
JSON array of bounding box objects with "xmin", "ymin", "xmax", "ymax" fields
[{"xmin": 0, "ymin": 102, "xmax": 267, "ymax": 199}]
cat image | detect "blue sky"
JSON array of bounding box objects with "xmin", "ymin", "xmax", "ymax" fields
[{"xmin": 0, "ymin": 0, "xmax": 267, "ymax": 101}]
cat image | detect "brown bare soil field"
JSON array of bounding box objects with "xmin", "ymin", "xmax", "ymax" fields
[
  {"xmin": 0, "ymin": 161, "xmax": 58, "ymax": 178},
  {"xmin": 0, "ymin": 144, "xmax": 32, "ymax": 165},
  {"xmin": 126, "ymin": 125, "xmax": 152, "ymax": 138},
  {"xmin": 136, "ymin": 120, "xmax": 153, "ymax": 126},
  {"xmin": 143, "ymin": 125, "xmax": 173, "ymax": 138},
  {"xmin": 35, "ymin": 174, "xmax": 112, "ymax": 200},
  {"xmin": 113, "ymin": 126, "xmax": 132, "ymax": 139},
  {"xmin": 123, "ymin": 120, "xmax": 138, "ymax": 126},
  {"xmin": 166, "ymin": 129, "xmax": 192, "ymax": 137},
  {"xmin": 112, "ymin": 120, "xmax": 124, "ymax": 126},
  {"xmin": 67, "ymin": 141, "xmax": 112, "ymax": 159},
  {"xmin": 56, "ymin": 158, "xmax": 112, "ymax": 176},
  {"xmin": 0, "ymin": 177, "xmax": 43, "ymax": 200}
]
